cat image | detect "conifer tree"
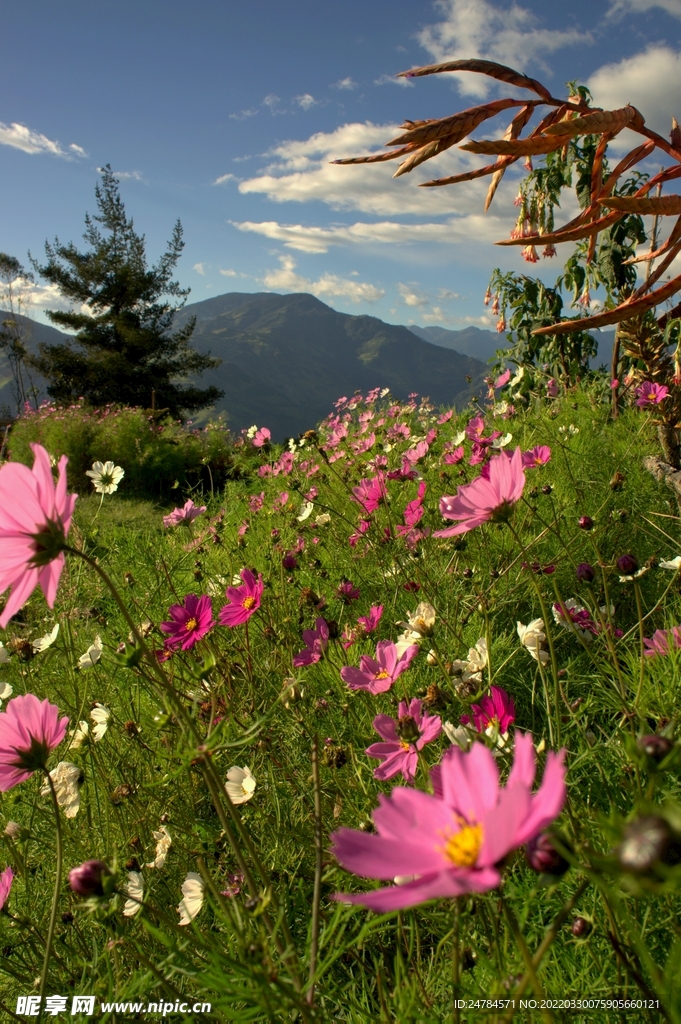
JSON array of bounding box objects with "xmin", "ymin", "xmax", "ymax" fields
[{"xmin": 29, "ymin": 166, "xmax": 222, "ymax": 417}]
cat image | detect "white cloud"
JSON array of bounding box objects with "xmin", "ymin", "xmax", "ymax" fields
[
  {"xmin": 229, "ymin": 109, "xmax": 258, "ymax": 121},
  {"xmin": 213, "ymin": 173, "xmax": 237, "ymax": 185},
  {"xmin": 374, "ymin": 73, "xmax": 413, "ymax": 87},
  {"xmin": 69, "ymin": 143, "xmax": 87, "ymax": 157},
  {"xmin": 231, "ymin": 214, "xmax": 506, "ymax": 254},
  {"xmin": 193, "ymin": 263, "xmax": 206, "ymax": 275},
  {"xmin": 607, "ymin": 0, "xmax": 681, "ymax": 17},
  {"xmin": 261, "ymin": 255, "xmax": 384, "ymax": 303},
  {"xmin": 237, "ymin": 121, "xmax": 521, "ymax": 218},
  {"xmin": 335, "ymin": 77, "xmax": 358, "ymax": 90},
  {"xmin": 263, "ymin": 94, "xmax": 283, "ymax": 114},
  {"xmin": 296, "ymin": 94, "xmax": 318, "ymax": 110},
  {"xmin": 220, "ymin": 268, "xmax": 238, "ymax": 277},
  {"xmin": 587, "ymin": 45, "xmax": 681, "ymax": 138},
  {"xmin": 98, "ymin": 168, "xmax": 143, "ymax": 181},
  {"xmin": 398, "ymin": 283, "xmax": 429, "ymax": 307},
  {"xmin": 417, "ymin": 0, "xmax": 592, "ymax": 97},
  {"xmin": 0, "ymin": 122, "xmax": 76, "ymax": 158}
]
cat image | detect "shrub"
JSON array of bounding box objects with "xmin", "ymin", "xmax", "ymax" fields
[{"xmin": 8, "ymin": 400, "xmax": 238, "ymax": 498}]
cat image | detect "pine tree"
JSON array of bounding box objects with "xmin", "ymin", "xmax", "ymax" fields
[{"xmin": 28, "ymin": 166, "xmax": 223, "ymax": 417}]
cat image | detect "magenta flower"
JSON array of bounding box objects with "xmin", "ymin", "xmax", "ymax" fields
[
  {"xmin": 546, "ymin": 379, "xmax": 560, "ymax": 398},
  {"xmin": 643, "ymin": 627, "xmax": 681, "ymax": 658},
  {"xmin": 162, "ymin": 499, "xmax": 207, "ymax": 528},
  {"xmin": 0, "ymin": 442, "xmax": 77, "ymax": 628},
  {"xmin": 0, "ymin": 866, "xmax": 13, "ymax": 909},
  {"xmin": 351, "ymin": 474, "xmax": 387, "ymax": 515},
  {"xmin": 522, "ymin": 445, "xmax": 552, "ymax": 469},
  {"xmin": 248, "ymin": 492, "xmax": 265, "ymax": 513},
  {"xmin": 366, "ymin": 699, "xmax": 442, "ymax": 783},
  {"xmin": 331, "ymin": 732, "xmax": 566, "ymax": 911},
  {"xmin": 0, "ymin": 694, "xmax": 69, "ymax": 791},
  {"xmin": 341, "ymin": 640, "xmax": 418, "ymax": 694},
  {"xmin": 443, "ymin": 446, "xmax": 465, "ymax": 465},
  {"xmin": 293, "ymin": 617, "xmax": 329, "ymax": 667},
  {"xmin": 494, "ymin": 369, "xmax": 511, "ymax": 389},
  {"xmin": 434, "ymin": 447, "xmax": 525, "ymax": 538},
  {"xmin": 357, "ymin": 605, "xmax": 383, "ymax": 635},
  {"xmin": 337, "ymin": 580, "xmax": 360, "ymax": 603},
  {"xmin": 636, "ymin": 381, "xmax": 669, "ymax": 407},
  {"xmin": 252, "ymin": 427, "xmax": 271, "ymax": 447},
  {"xmin": 461, "ymin": 686, "xmax": 516, "ymax": 734},
  {"xmin": 160, "ymin": 594, "xmax": 215, "ymax": 651},
  {"xmin": 219, "ymin": 569, "xmax": 264, "ymax": 627}
]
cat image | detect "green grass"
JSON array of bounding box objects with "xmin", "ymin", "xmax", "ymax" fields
[{"xmin": 1, "ymin": 384, "xmax": 681, "ymax": 1022}]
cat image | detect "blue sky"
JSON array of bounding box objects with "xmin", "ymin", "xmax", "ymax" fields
[{"xmin": 2, "ymin": 0, "xmax": 681, "ymax": 331}]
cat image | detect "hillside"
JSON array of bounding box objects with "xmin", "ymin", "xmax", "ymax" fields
[
  {"xmin": 408, "ymin": 324, "xmax": 504, "ymax": 363},
  {"xmin": 0, "ymin": 312, "xmax": 58, "ymax": 415},
  {"xmin": 175, "ymin": 292, "xmax": 487, "ymax": 437}
]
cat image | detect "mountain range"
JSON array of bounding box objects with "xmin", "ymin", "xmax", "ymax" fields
[{"xmin": 0, "ymin": 291, "xmax": 612, "ymax": 438}]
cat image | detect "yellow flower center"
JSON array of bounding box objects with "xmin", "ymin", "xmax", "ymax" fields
[
  {"xmin": 399, "ymin": 740, "xmax": 411, "ymax": 751},
  {"xmin": 242, "ymin": 596, "xmax": 256, "ymax": 609},
  {"xmin": 185, "ymin": 618, "xmax": 198, "ymax": 632},
  {"xmin": 374, "ymin": 670, "xmax": 390, "ymax": 680},
  {"xmin": 442, "ymin": 821, "xmax": 484, "ymax": 868}
]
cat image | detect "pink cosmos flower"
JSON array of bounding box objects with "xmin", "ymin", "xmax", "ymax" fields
[
  {"xmin": 331, "ymin": 732, "xmax": 566, "ymax": 911},
  {"xmin": 293, "ymin": 617, "xmax": 329, "ymax": 667},
  {"xmin": 341, "ymin": 640, "xmax": 419, "ymax": 694},
  {"xmin": 252, "ymin": 427, "xmax": 271, "ymax": 447},
  {"xmin": 461, "ymin": 686, "xmax": 516, "ymax": 734},
  {"xmin": 437, "ymin": 410, "xmax": 453, "ymax": 425},
  {"xmin": 337, "ymin": 580, "xmax": 360, "ymax": 603},
  {"xmin": 465, "ymin": 417, "xmax": 486, "ymax": 442},
  {"xmin": 494, "ymin": 369, "xmax": 511, "ymax": 389},
  {"xmin": 357, "ymin": 605, "xmax": 383, "ymax": 635},
  {"xmin": 546, "ymin": 379, "xmax": 560, "ymax": 399},
  {"xmin": 434, "ymin": 447, "xmax": 525, "ymax": 538},
  {"xmin": 404, "ymin": 441, "xmax": 429, "ymax": 465},
  {"xmin": 272, "ymin": 491, "xmax": 289, "ymax": 511},
  {"xmin": 366, "ymin": 698, "xmax": 442, "ymax": 783},
  {"xmin": 443, "ymin": 446, "xmax": 465, "ymax": 465},
  {"xmin": 636, "ymin": 381, "xmax": 669, "ymax": 407},
  {"xmin": 160, "ymin": 594, "xmax": 215, "ymax": 651},
  {"xmin": 643, "ymin": 627, "xmax": 681, "ymax": 658},
  {"xmin": 248, "ymin": 492, "xmax": 265, "ymax": 513},
  {"xmin": 0, "ymin": 866, "xmax": 13, "ymax": 909},
  {"xmin": 0, "ymin": 694, "xmax": 69, "ymax": 790},
  {"xmin": 218, "ymin": 569, "xmax": 264, "ymax": 627},
  {"xmin": 0, "ymin": 443, "xmax": 77, "ymax": 628},
  {"xmin": 522, "ymin": 445, "xmax": 552, "ymax": 469},
  {"xmin": 348, "ymin": 519, "xmax": 371, "ymax": 548},
  {"xmin": 351, "ymin": 474, "xmax": 387, "ymax": 515},
  {"xmin": 163, "ymin": 499, "xmax": 207, "ymax": 528}
]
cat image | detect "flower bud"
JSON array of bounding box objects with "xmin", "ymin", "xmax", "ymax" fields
[
  {"xmin": 397, "ymin": 715, "xmax": 420, "ymax": 743},
  {"xmin": 541, "ymin": 485, "xmax": 552, "ymax": 495},
  {"xmin": 3, "ymin": 822, "xmax": 22, "ymax": 840},
  {"xmin": 578, "ymin": 516, "xmax": 593, "ymax": 531},
  {"xmin": 576, "ymin": 562, "xmax": 595, "ymax": 583},
  {"xmin": 618, "ymin": 816, "xmax": 681, "ymax": 872},
  {"xmin": 525, "ymin": 832, "xmax": 571, "ymax": 876},
  {"xmin": 571, "ymin": 917, "xmax": 592, "ymax": 938},
  {"xmin": 637, "ymin": 735, "xmax": 673, "ymax": 764},
  {"xmin": 69, "ymin": 859, "xmax": 112, "ymax": 897},
  {"xmin": 616, "ymin": 554, "xmax": 638, "ymax": 575}
]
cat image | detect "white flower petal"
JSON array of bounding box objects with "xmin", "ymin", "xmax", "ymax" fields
[
  {"xmin": 177, "ymin": 871, "xmax": 204, "ymax": 925},
  {"xmin": 32, "ymin": 623, "xmax": 60, "ymax": 654},
  {"xmin": 123, "ymin": 871, "xmax": 144, "ymax": 917},
  {"xmin": 41, "ymin": 761, "xmax": 83, "ymax": 818},
  {"xmin": 78, "ymin": 636, "xmax": 102, "ymax": 669},
  {"xmin": 225, "ymin": 766, "xmax": 256, "ymax": 805}
]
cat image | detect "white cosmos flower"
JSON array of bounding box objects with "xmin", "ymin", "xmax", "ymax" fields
[
  {"xmin": 452, "ymin": 430, "xmax": 466, "ymax": 446},
  {"xmin": 225, "ymin": 766, "xmax": 256, "ymax": 805},
  {"xmin": 123, "ymin": 871, "xmax": 144, "ymax": 917},
  {"xmin": 246, "ymin": 425, "xmax": 258, "ymax": 439},
  {"xmin": 32, "ymin": 623, "xmax": 59, "ymax": 654},
  {"xmin": 491, "ymin": 433, "xmax": 513, "ymax": 449},
  {"xmin": 78, "ymin": 636, "xmax": 102, "ymax": 669},
  {"xmin": 70, "ymin": 721, "xmax": 89, "ymax": 749},
  {"xmin": 394, "ymin": 630, "xmax": 420, "ymax": 657},
  {"xmin": 660, "ymin": 556, "xmax": 681, "ymax": 570},
  {"xmin": 399, "ymin": 602, "xmax": 436, "ymax": 639},
  {"xmin": 0, "ymin": 643, "xmax": 10, "ymax": 664},
  {"xmin": 297, "ymin": 501, "xmax": 314, "ymax": 522},
  {"xmin": 314, "ymin": 513, "xmax": 331, "ymax": 527},
  {"xmin": 517, "ymin": 618, "xmax": 550, "ymax": 665},
  {"xmin": 90, "ymin": 704, "xmax": 110, "ymax": 741},
  {"xmin": 85, "ymin": 460, "xmax": 125, "ymax": 495},
  {"xmin": 618, "ymin": 566, "xmax": 650, "ymax": 583},
  {"xmin": 466, "ymin": 638, "xmax": 487, "ymax": 675},
  {"xmin": 41, "ymin": 761, "xmax": 83, "ymax": 819},
  {"xmin": 177, "ymin": 871, "xmax": 204, "ymax": 926},
  {"xmin": 0, "ymin": 682, "xmax": 12, "ymax": 708},
  {"xmin": 443, "ymin": 722, "xmax": 473, "ymax": 751},
  {"xmin": 146, "ymin": 825, "xmax": 172, "ymax": 870}
]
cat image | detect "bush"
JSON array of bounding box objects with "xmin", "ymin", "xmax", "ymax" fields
[{"xmin": 8, "ymin": 400, "xmax": 238, "ymax": 499}]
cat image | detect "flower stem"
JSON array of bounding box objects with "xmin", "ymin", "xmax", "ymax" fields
[
  {"xmin": 307, "ymin": 735, "xmax": 323, "ymax": 1005},
  {"xmin": 37, "ymin": 772, "xmax": 63, "ymax": 1022}
]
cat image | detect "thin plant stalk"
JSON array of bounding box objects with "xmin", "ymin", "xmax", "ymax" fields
[
  {"xmin": 307, "ymin": 735, "xmax": 323, "ymax": 1005},
  {"xmin": 37, "ymin": 773, "xmax": 63, "ymax": 1021}
]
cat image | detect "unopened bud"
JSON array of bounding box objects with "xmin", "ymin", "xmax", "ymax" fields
[
  {"xmin": 616, "ymin": 554, "xmax": 638, "ymax": 575},
  {"xmin": 525, "ymin": 832, "xmax": 571, "ymax": 876},
  {"xmin": 397, "ymin": 715, "xmax": 420, "ymax": 743},
  {"xmin": 69, "ymin": 859, "xmax": 112, "ymax": 897},
  {"xmin": 578, "ymin": 516, "xmax": 593, "ymax": 531},
  {"xmin": 571, "ymin": 917, "xmax": 592, "ymax": 938},
  {"xmin": 576, "ymin": 562, "xmax": 595, "ymax": 583},
  {"xmin": 618, "ymin": 816, "xmax": 681, "ymax": 872},
  {"xmin": 637, "ymin": 734, "xmax": 673, "ymax": 764}
]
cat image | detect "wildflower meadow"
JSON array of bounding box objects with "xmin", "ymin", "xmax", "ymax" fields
[{"xmin": 0, "ymin": 369, "xmax": 681, "ymax": 1022}]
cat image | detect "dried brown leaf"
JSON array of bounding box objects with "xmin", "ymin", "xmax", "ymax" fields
[
  {"xmin": 460, "ymin": 136, "xmax": 564, "ymax": 157},
  {"xmin": 419, "ymin": 160, "xmax": 517, "ymax": 188},
  {"xmin": 393, "ymin": 136, "xmax": 459, "ymax": 177},
  {"xmin": 543, "ymin": 106, "xmax": 641, "ymax": 138},
  {"xmin": 625, "ymin": 214, "xmax": 681, "ymax": 264},
  {"xmin": 484, "ymin": 104, "xmax": 534, "ymax": 212},
  {"xmin": 597, "ymin": 195, "xmax": 681, "ymax": 215},
  {"xmin": 387, "ymin": 98, "xmax": 524, "ymax": 148},
  {"xmin": 396, "ymin": 59, "xmax": 553, "ymax": 102},
  {"xmin": 332, "ymin": 143, "xmax": 420, "ymax": 166}
]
